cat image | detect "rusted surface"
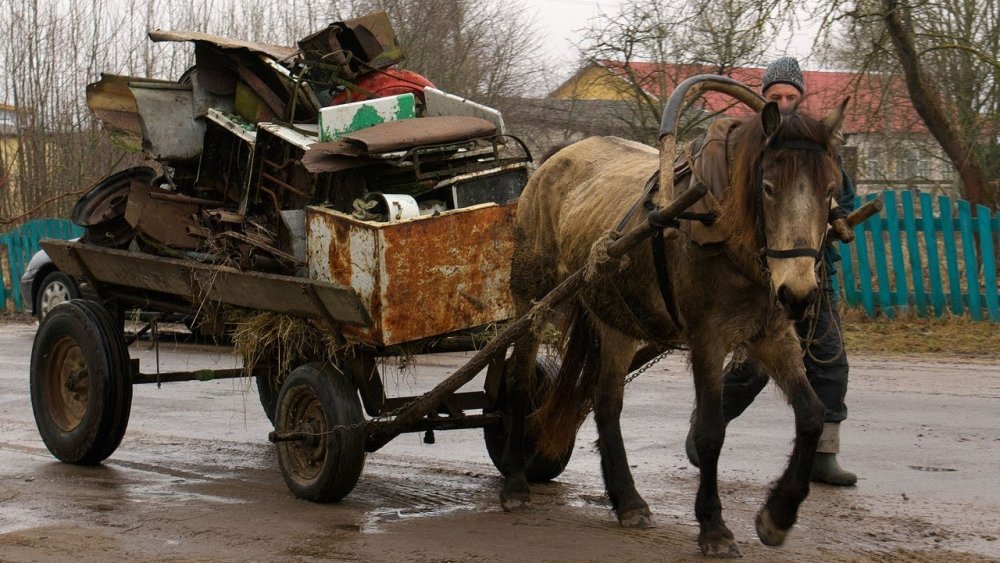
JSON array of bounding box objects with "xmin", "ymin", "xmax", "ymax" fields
[
  {"xmin": 342, "ymin": 116, "xmax": 497, "ymax": 154},
  {"xmin": 125, "ymin": 182, "xmax": 202, "ymax": 249},
  {"xmin": 41, "ymin": 240, "xmax": 370, "ymax": 327},
  {"xmin": 307, "ymin": 202, "xmax": 517, "ymax": 346}
]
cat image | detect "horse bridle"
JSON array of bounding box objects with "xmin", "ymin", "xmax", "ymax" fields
[{"xmin": 754, "ymin": 138, "xmax": 832, "ymax": 268}]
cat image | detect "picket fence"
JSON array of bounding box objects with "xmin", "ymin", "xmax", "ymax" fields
[
  {"xmin": 0, "ymin": 218, "xmax": 83, "ymax": 312},
  {"xmin": 834, "ymin": 189, "xmax": 1000, "ymax": 322}
]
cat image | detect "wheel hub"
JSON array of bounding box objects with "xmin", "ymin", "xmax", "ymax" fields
[{"xmin": 46, "ymin": 336, "xmax": 90, "ymax": 432}]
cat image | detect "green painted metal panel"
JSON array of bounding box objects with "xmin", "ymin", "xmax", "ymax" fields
[
  {"xmin": 317, "ymin": 93, "xmax": 417, "ymax": 141},
  {"xmin": 976, "ymin": 204, "xmax": 999, "ymax": 322},
  {"xmin": 956, "ymin": 200, "xmax": 981, "ymax": 320},
  {"xmin": 919, "ymin": 192, "xmax": 945, "ymax": 317},
  {"xmin": 938, "ymin": 195, "xmax": 963, "ymax": 315},
  {"xmin": 900, "ymin": 191, "xmax": 927, "ymax": 316}
]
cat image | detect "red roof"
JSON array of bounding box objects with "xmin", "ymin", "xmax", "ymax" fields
[{"xmin": 596, "ymin": 60, "xmax": 926, "ymax": 134}]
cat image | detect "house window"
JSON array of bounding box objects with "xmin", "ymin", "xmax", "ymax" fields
[
  {"xmin": 899, "ymin": 149, "xmax": 929, "ymax": 182},
  {"xmin": 865, "ymin": 149, "xmax": 882, "ymax": 181}
]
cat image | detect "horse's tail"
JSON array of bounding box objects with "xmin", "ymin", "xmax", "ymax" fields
[{"xmin": 531, "ymin": 303, "xmax": 597, "ymax": 460}]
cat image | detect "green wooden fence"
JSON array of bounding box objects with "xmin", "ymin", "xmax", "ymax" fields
[
  {"xmin": 835, "ymin": 189, "xmax": 1000, "ymax": 321},
  {"xmin": 0, "ymin": 218, "xmax": 84, "ymax": 312}
]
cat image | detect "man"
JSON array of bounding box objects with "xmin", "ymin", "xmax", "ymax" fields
[{"xmin": 685, "ymin": 56, "xmax": 859, "ymax": 486}]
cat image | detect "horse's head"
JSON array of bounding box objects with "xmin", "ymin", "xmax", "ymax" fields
[{"xmin": 728, "ymin": 98, "xmax": 848, "ymax": 320}]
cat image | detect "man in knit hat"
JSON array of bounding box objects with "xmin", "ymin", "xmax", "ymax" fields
[{"xmin": 685, "ymin": 56, "xmax": 859, "ymax": 486}]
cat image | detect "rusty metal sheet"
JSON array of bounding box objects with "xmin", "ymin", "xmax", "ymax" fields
[
  {"xmin": 41, "ymin": 240, "xmax": 370, "ymax": 327},
  {"xmin": 306, "ymin": 202, "xmax": 516, "ymax": 346},
  {"xmin": 342, "ymin": 116, "xmax": 497, "ymax": 154},
  {"xmin": 148, "ymin": 30, "xmax": 298, "ymax": 62},
  {"xmin": 124, "ymin": 183, "xmax": 202, "ymax": 249},
  {"xmin": 86, "ymin": 74, "xmax": 180, "ymax": 152}
]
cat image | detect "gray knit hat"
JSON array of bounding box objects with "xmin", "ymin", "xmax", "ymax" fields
[{"xmin": 761, "ymin": 56, "xmax": 804, "ymax": 94}]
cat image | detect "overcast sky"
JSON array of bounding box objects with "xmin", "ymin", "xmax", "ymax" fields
[{"xmin": 527, "ymin": 0, "xmax": 821, "ymax": 78}]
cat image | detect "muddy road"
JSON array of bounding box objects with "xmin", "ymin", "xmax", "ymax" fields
[{"xmin": 1, "ymin": 319, "xmax": 998, "ymax": 562}]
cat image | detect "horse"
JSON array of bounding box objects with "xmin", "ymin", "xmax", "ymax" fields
[{"xmin": 501, "ymin": 99, "xmax": 849, "ymax": 556}]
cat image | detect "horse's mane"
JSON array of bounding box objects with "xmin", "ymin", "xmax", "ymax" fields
[{"xmin": 718, "ymin": 110, "xmax": 841, "ymax": 278}]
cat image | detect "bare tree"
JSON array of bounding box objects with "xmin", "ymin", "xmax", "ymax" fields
[
  {"xmin": 571, "ymin": 0, "xmax": 797, "ymax": 144},
  {"xmin": 820, "ymin": 0, "xmax": 1000, "ymax": 208},
  {"xmin": 346, "ymin": 0, "xmax": 546, "ymax": 107}
]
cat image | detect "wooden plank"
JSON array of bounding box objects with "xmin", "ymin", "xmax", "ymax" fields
[
  {"xmin": 884, "ymin": 191, "xmax": 908, "ymax": 312},
  {"xmin": 939, "ymin": 195, "xmax": 963, "ymax": 315},
  {"xmin": 920, "ymin": 192, "xmax": 945, "ymax": 317},
  {"xmin": 976, "ymin": 204, "xmax": 998, "ymax": 321},
  {"xmin": 41, "ymin": 240, "xmax": 372, "ymax": 327},
  {"xmin": 901, "ymin": 191, "xmax": 926, "ymax": 316},
  {"xmin": 855, "ymin": 205, "xmax": 875, "ymax": 317},
  {"xmin": 868, "ymin": 193, "xmax": 893, "ymax": 317},
  {"xmin": 836, "ymin": 240, "xmax": 857, "ymax": 305},
  {"xmin": 957, "ymin": 200, "xmax": 981, "ymax": 320}
]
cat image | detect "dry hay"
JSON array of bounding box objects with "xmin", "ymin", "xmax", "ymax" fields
[
  {"xmin": 840, "ymin": 306, "xmax": 1000, "ymax": 356},
  {"xmin": 230, "ymin": 311, "xmax": 345, "ymax": 385}
]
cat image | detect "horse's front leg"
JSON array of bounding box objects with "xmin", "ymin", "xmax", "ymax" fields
[
  {"xmin": 592, "ymin": 328, "xmax": 654, "ymax": 528},
  {"xmin": 749, "ymin": 327, "xmax": 825, "ymax": 546},
  {"xmin": 499, "ymin": 333, "xmax": 538, "ymax": 510},
  {"xmin": 690, "ymin": 337, "xmax": 740, "ymax": 556}
]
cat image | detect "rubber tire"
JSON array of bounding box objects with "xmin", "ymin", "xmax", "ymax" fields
[
  {"xmin": 256, "ymin": 371, "xmax": 279, "ymax": 426},
  {"xmin": 37, "ymin": 271, "xmax": 79, "ymax": 322},
  {"xmin": 30, "ymin": 299, "xmax": 133, "ymax": 464},
  {"xmin": 484, "ymin": 356, "xmax": 575, "ymax": 483},
  {"xmin": 275, "ymin": 363, "xmax": 366, "ymax": 502}
]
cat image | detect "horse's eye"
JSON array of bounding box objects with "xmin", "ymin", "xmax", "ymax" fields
[{"xmin": 762, "ymin": 181, "xmax": 776, "ymax": 199}]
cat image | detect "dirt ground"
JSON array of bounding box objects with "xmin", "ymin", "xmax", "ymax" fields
[{"xmin": 1, "ymin": 319, "xmax": 999, "ymax": 562}]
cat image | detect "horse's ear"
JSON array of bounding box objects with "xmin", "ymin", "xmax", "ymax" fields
[
  {"xmin": 761, "ymin": 101, "xmax": 782, "ymax": 142},
  {"xmin": 822, "ymin": 96, "xmax": 850, "ymax": 146}
]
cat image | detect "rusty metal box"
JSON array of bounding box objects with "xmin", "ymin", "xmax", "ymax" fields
[{"xmin": 306, "ymin": 202, "xmax": 516, "ymax": 346}]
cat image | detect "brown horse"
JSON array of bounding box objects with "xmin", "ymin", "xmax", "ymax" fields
[{"xmin": 502, "ymin": 100, "xmax": 848, "ymax": 555}]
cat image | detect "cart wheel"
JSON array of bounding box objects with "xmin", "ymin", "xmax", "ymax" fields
[
  {"xmin": 275, "ymin": 363, "xmax": 366, "ymax": 502},
  {"xmin": 30, "ymin": 299, "xmax": 133, "ymax": 464},
  {"xmin": 484, "ymin": 356, "xmax": 575, "ymax": 482}
]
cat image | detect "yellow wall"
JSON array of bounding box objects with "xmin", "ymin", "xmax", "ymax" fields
[{"xmin": 550, "ymin": 64, "xmax": 639, "ymax": 101}]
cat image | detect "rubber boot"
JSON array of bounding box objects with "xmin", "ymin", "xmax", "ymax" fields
[{"xmin": 811, "ymin": 423, "xmax": 857, "ymax": 486}]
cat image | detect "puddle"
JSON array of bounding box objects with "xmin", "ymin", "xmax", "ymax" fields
[{"xmin": 362, "ymin": 504, "xmax": 476, "ymax": 533}]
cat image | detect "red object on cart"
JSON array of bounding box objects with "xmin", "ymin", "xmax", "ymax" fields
[{"xmin": 331, "ymin": 68, "xmax": 435, "ymax": 105}]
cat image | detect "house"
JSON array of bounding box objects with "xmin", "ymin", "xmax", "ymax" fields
[{"xmin": 545, "ymin": 60, "xmax": 958, "ymax": 195}]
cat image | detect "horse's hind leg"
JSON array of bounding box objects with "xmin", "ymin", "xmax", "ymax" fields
[
  {"xmin": 591, "ymin": 327, "xmax": 654, "ymax": 528},
  {"xmin": 689, "ymin": 335, "xmax": 741, "ymax": 556},
  {"xmin": 500, "ymin": 332, "xmax": 538, "ymax": 510},
  {"xmin": 749, "ymin": 329, "xmax": 825, "ymax": 546}
]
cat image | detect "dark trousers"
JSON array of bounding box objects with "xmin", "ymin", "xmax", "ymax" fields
[{"xmin": 722, "ymin": 287, "xmax": 849, "ymax": 423}]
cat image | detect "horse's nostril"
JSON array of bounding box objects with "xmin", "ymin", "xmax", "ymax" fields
[{"xmin": 777, "ymin": 284, "xmax": 818, "ymax": 320}]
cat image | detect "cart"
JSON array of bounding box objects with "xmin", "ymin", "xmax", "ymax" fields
[{"xmin": 32, "ymin": 26, "xmax": 853, "ymax": 502}]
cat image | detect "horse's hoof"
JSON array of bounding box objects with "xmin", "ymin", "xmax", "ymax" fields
[
  {"xmin": 755, "ymin": 508, "xmax": 789, "ymax": 546},
  {"xmin": 698, "ymin": 529, "xmax": 741, "ymax": 558},
  {"xmin": 500, "ymin": 480, "xmax": 531, "ymax": 512},
  {"xmin": 618, "ymin": 506, "xmax": 656, "ymax": 528},
  {"xmin": 500, "ymin": 491, "xmax": 530, "ymax": 512}
]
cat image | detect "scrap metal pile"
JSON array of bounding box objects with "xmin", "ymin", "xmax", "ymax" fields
[{"xmin": 79, "ymin": 11, "xmax": 530, "ymax": 277}]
